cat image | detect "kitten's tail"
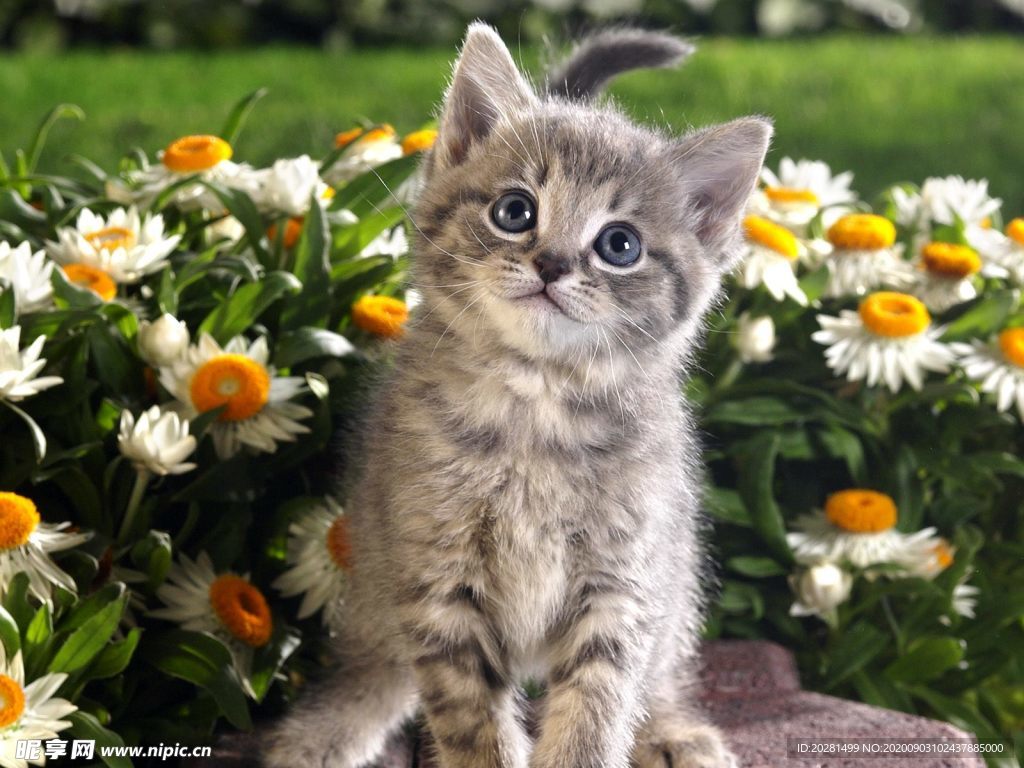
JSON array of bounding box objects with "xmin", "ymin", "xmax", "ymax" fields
[{"xmin": 545, "ymin": 29, "xmax": 695, "ymax": 101}]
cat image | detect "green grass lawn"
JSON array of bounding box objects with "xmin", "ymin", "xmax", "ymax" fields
[{"xmin": 3, "ymin": 36, "xmax": 1023, "ymax": 211}]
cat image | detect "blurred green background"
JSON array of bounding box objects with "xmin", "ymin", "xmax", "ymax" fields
[{"xmin": 1, "ymin": 1, "xmax": 1023, "ymax": 210}]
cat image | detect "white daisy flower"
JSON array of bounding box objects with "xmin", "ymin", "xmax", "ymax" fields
[
  {"xmin": 953, "ymin": 328, "xmax": 1024, "ymax": 420},
  {"xmin": 159, "ymin": 333, "xmax": 312, "ymax": 458},
  {"xmin": 323, "ymin": 125, "xmax": 404, "ymax": 186},
  {"xmin": 359, "ymin": 225, "xmax": 409, "ymax": 260},
  {"xmin": 903, "ymin": 537, "xmax": 957, "ymax": 580},
  {"xmin": 46, "ymin": 206, "xmax": 181, "ymax": 284},
  {"xmin": 0, "ymin": 492, "xmax": 91, "ymax": 605},
  {"xmin": 813, "ymin": 291, "xmax": 955, "ymax": 392},
  {"xmin": 734, "ymin": 313, "xmax": 776, "ymax": 363},
  {"xmin": 272, "ymin": 498, "xmax": 351, "ymax": 633},
  {"xmin": 905, "ymin": 242, "xmax": 981, "ymax": 313},
  {"xmin": 920, "ymin": 175, "xmax": 1002, "ymax": 229},
  {"xmin": 0, "ymin": 327, "xmax": 63, "ymax": 403},
  {"xmin": 789, "ymin": 561, "xmax": 853, "ymax": 623},
  {"xmin": 126, "ymin": 135, "xmax": 258, "ymax": 213},
  {"xmin": 150, "ymin": 552, "xmax": 272, "ymax": 698},
  {"xmin": 0, "ymin": 642, "xmax": 76, "ymax": 768},
  {"xmin": 206, "ymin": 214, "xmax": 247, "ymax": 247},
  {"xmin": 738, "ymin": 215, "xmax": 808, "ymax": 305},
  {"xmin": 754, "ymin": 156, "xmax": 857, "ymax": 230},
  {"xmin": 969, "ymin": 218, "xmax": 1024, "ymax": 283},
  {"xmin": 118, "ymin": 406, "xmax": 197, "ymax": 477},
  {"xmin": 0, "ymin": 242, "xmax": 53, "ymax": 316},
  {"xmin": 787, "ymin": 489, "xmax": 941, "ymax": 571},
  {"xmin": 137, "ymin": 313, "xmax": 190, "ymax": 367},
  {"xmin": 951, "ymin": 582, "xmax": 979, "ymax": 619},
  {"xmin": 823, "ymin": 213, "xmax": 907, "ymax": 298},
  {"xmin": 251, "ymin": 155, "xmax": 333, "ymax": 217}
]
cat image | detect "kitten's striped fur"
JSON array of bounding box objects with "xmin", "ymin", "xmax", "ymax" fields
[{"xmin": 262, "ymin": 24, "xmax": 771, "ymax": 768}]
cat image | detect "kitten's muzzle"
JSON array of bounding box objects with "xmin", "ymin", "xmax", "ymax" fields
[{"xmin": 533, "ymin": 252, "xmax": 571, "ymax": 284}]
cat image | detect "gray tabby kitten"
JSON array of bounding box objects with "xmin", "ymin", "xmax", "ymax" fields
[{"xmin": 263, "ymin": 24, "xmax": 771, "ymax": 768}]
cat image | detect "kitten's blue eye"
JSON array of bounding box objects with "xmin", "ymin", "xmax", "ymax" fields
[
  {"xmin": 594, "ymin": 225, "xmax": 642, "ymax": 267},
  {"xmin": 491, "ymin": 191, "xmax": 536, "ymax": 233}
]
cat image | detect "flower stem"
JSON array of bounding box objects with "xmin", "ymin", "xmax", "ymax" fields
[{"xmin": 119, "ymin": 468, "xmax": 151, "ymax": 545}]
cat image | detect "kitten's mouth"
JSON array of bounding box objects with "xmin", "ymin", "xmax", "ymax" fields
[{"xmin": 514, "ymin": 289, "xmax": 564, "ymax": 314}]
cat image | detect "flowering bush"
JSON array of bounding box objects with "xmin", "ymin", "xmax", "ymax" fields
[{"xmin": 0, "ymin": 97, "xmax": 1021, "ymax": 765}]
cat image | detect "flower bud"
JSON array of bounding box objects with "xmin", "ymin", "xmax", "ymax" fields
[
  {"xmin": 736, "ymin": 313, "xmax": 776, "ymax": 363},
  {"xmin": 138, "ymin": 314, "xmax": 190, "ymax": 367},
  {"xmin": 118, "ymin": 406, "xmax": 197, "ymax": 476},
  {"xmin": 790, "ymin": 561, "xmax": 853, "ymax": 620}
]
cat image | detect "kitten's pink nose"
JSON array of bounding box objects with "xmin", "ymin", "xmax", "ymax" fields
[{"xmin": 533, "ymin": 253, "xmax": 571, "ymax": 284}]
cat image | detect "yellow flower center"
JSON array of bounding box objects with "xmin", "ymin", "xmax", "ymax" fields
[
  {"xmin": 828, "ymin": 213, "xmax": 896, "ymax": 251},
  {"xmin": 326, "ymin": 515, "xmax": 353, "ymax": 571},
  {"xmin": 401, "ymin": 129, "xmax": 438, "ymax": 156},
  {"xmin": 162, "ymin": 135, "xmax": 232, "ymax": 173},
  {"xmin": 268, "ymin": 217, "xmax": 304, "ymax": 249},
  {"xmin": 858, "ymin": 292, "xmax": 931, "ymax": 338},
  {"xmin": 334, "ymin": 127, "xmax": 364, "ymax": 149},
  {"xmin": 208, "ymin": 575, "xmax": 272, "ymax": 648},
  {"xmin": 189, "ymin": 354, "xmax": 270, "ymax": 422},
  {"xmin": 1006, "ymin": 218, "xmax": 1024, "ymax": 247},
  {"xmin": 920, "ymin": 242, "xmax": 981, "ymax": 279},
  {"xmin": 932, "ymin": 540, "xmax": 955, "ymax": 571},
  {"xmin": 825, "ymin": 489, "xmax": 898, "ymax": 533},
  {"xmin": 320, "ymin": 186, "xmax": 336, "ymax": 201},
  {"xmin": 351, "ymin": 295, "xmax": 409, "ymax": 338},
  {"xmin": 359, "ymin": 125, "xmax": 395, "ymax": 144},
  {"xmin": 84, "ymin": 226, "xmax": 135, "ymax": 252},
  {"xmin": 743, "ymin": 215, "xmax": 799, "ymax": 260},
  {"xmin": 998, "ymin": 328, "xmax": 1024, "ymax": 368},
  {"xmin": 0, "ymin": 674, "xmax": 26, "ymax": 729},
  {"xmin": 0, "ymin": 492, "xmax": 39, "ymax": 551},
  {"xmin": 63, "ymin": 263, "xmax": 117, "ymax": 301},
  {"xmin": 764, "ymin": 186, "xmax": 820, "ymax": 206}
]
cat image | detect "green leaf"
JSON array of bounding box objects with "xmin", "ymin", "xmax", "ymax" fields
[
  {"xmin": 333, "ymin": 208, "xmax": 405, "ymax": 260},
  {"xmin": 2, "ymin": 574, "xmax": 33, "ymax": 632},
  {"xmin": 703, "ymin": 396, "xmax": 804, "ymax": 426},
  {"xmin": 0, "ymin": 282, "xmax": 15, "ymax": 329},
  {"xmin": 274, "ymin": 327, "xmax": 355, "ymax": 368},
  {"xmin": 203, "ymin": 183, "xmax": 272, "ymax": 267},
  {"xmin": 883, "ymin": 637, "xmax": 964, "ymax": 684},
  {"xmin": 737, "ymin": 434, "xmax": 793, "ymax": 564},
  {"xmin": 198, "ymin": 270, "xmax": 301, "ymax": 345},
  {"xmin": 85, "ymin": 628, "xmax": 140, "ymax": 681},
  {"xmin": 25, "ymin": 103, "xmax": 85, "ymax": 174},
  {"xmin": 726, "ymin": 556, "xmax": 787, "ymax": 578},
  {"xmin": 142, "ymin": 630, "xmax": 252, "ymax": 730},
  {"xmin": 940, "ymin": 289, "xmax": 1017, "ymax": 341},
  {"xmin": 0, "ymin": 605, "xmax": 20, "ymax": 656},
  {"xmin": 717, "ymin": 580, "xmax": 765, "ymax": 618},
  {"xmin": 157, "ymin": 267, "xmax": 177, "ymax": 315},
  {"xmin": 2, "ymin": 400, "xmax": 46, "ymax": 460},
  {"xmin": 68, "ymin": 711, "xmax": 134, "ymax": 768},
  {"xmin": 280, "ymin": 199, "xmax": 331, "ymax": 330},
  {"xmin": 705, "ymin": 486, "xmax": 751, "ymax": 527},
  {"xmin": 327, "ymin": 153, "xmax": 418, "ymax": 218},
  {"xmin": 219, "ymin": 87, "xmax": 268, "ymax": 146},
  {"xmin": 49, "ymin": 595, "xmax": 126, "ymax": 675},
  {"xmin": 823, "ymin": 622, "xmax": 889, "ymax": 689}
]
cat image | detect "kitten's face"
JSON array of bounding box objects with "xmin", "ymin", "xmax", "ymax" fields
[{"xmin": 411, "ymin": 25, "xmax": 771, "ymax": 364}]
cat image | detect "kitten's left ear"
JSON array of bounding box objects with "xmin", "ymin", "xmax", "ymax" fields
[
  {"xmin": 670, "ymin": 117, "xmax": 773, "ymax": 267},
  {"xmin": 433, "ymin": 23, "xmax": 538, "ymax": 170}
]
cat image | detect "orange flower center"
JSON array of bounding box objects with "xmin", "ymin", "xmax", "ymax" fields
[
  {"xmin": 63, "ymin": 263, "xmax": 117, "ymax": 301},
  {"xmin": 189, "ymin": 354, "xmax": 270, "ymax": 422},
  {"xmin": 208, "ymin": 575, "xmax": 272, "ymax": 647},
  {"xmin": 921, "ymin": 242, "xmax": 981, "ymax": 278},
  {"xmin": 828, "ymin": 213, "xmax": 897, "ymax": 251},
  {"xmin": 998, "ymin": 328, "xmax": 1024, "ymax": 368},
  {"xmin": 326, "ymin": 515, "xmax": 353, "ymax": 571},
  {"xmin": 401, "ymin": 129, "xmax": 438, "ymax": 156},
  {"xmin": 268, "ymin": 217, "xmax": 304, "ymax": 249},
  {"xmin": 825, "ymin": 489, "xmax": 898, "ymax": 533},
  {"xmin": 764, "ymin": 186, "xmax": 820, "ymax": 206},
  {"xmin": 334, "ymin": 127, "xmax": 364, "ymax": 149},
  {"xmin": 351, "ymin": 295, "xmax": 409, "ymax": 338},
  {"xmin": 743, "ymin": 215, "xmax": 799, "ymax": 260},
  {"xmin": 84, "ymin": 226, "xmax": 135, "ymax": 252},
  {"xmin": 0, "ymin": 674, "xmax": 25, "ymax": 729},
  {"xmin": 932, "ymin": 540, "xmax": 955, "ymax": 571},
  {"xmin": 0, "ymin": 492, "xmax": 39, "ymax": 551},
  {"xmin": 858, "ymin": 292, "xmax": 931, "ymax": 338},
  {"xmin": 1006, "ymin": 218, "xmax": 1024, "ymax": 247},
  {"xmin": 162, "ymin": 135, "xmax": 232, "ymax": 173}
]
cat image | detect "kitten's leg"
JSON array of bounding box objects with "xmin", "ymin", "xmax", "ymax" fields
[
  {"xmin": 260, "ymin": 645, "xmax": 417, "ymax": 768},
  {"xmin": 405, "ymin": 597, "xmax": 529, "ymax": 768},
  {"xmin": 530, "ymin": 589, "xmax": 650, "ymax": 768},
  {"xmin": 630, "ymin": 667, "xmax": 736, "ymax": 768}
]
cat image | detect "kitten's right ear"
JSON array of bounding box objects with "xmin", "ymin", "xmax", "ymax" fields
[{"xmin": 433, "ymin": 23, "xmax": 538, "ymax": 170}]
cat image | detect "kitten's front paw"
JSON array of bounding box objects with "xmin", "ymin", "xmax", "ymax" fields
[{"xmin": 631, "ymin": 722, "xmax": 738, "ymax": 768}]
